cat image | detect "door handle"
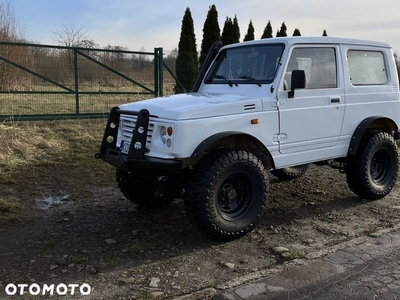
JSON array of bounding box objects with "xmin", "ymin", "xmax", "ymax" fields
[{"xmin": 330, "ymin": 98, "xmax": 340, "ymax": 103}]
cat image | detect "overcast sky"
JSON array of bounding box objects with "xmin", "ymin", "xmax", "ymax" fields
[{"xmin": 12, "ymin": 0, "xmax": 400, "ymax": 54}]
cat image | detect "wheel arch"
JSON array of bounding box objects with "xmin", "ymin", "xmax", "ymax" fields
[
  {"xmin": 348, "ymin": 116, "xmax": 399, "ymax": 156},
  {"xmin": 191, "ymin": 132, "xmax": 275, "ymax": 169}
]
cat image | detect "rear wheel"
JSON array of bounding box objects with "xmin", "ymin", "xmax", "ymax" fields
[
  {"xmin": 184, "ymin": 149, "xmax": 269, "ymax": 241},
  {"xmin": 346, "ymin": 131, "xmax": 398, "ymax": 200},
  {"xmin": 116, "ymin": 170, "xmax": 177, "ymax": 208},
  {"xmin": 271, "ymin": 164, "xmax": 309, "ymax": 180}
]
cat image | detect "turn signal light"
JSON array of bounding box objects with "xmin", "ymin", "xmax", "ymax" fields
[{"xmin": 167, "ymin": 127, "xmax": 173, "ymax": 136}]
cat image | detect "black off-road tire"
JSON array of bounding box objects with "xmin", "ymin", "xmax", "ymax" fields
[
  {"xmin": 346, "ymin": 131, "xmax": 399, "ymax": 200},
  {"xmin": 271, "ymin": 164, "xmax": 309, "ymax": 180},
  {"xmin": 116, "ymin": 170, "xmax": 175, "ymax": 208},
  {"xmin": 184, "ymin": 149, "xmax": 269, "ymax": 241}
]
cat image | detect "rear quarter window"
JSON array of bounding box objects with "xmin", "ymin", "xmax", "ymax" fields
[{"xmin": 347, "ymin": 50, "xmax": 388, "ymax": 85}]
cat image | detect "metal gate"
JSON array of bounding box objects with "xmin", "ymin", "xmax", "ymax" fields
[{"xmin": 0, "ymin": 42, "xmax": 169, "ymax": 121}]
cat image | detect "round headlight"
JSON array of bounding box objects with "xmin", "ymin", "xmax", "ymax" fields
[{"xmin": 160, "ymin": 126, "xmax": 167, "ymax": 144}]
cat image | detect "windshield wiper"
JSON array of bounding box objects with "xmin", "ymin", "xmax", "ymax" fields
[
  {"xmin": 239, "ymin": 75, "xmax": 262, "ymax": 87},
  {"xmin": 213, "ymin": 74, "xmax": 238, "ymax": 87}
]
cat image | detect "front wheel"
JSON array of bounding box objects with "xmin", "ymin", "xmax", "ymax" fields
[
  {"xmin": 116, "ymin": 170, "xmax": 177, "ymax": 208},
  {"xmin": 184, "ymin": 149, "xmax": 269, "ymax": 241},
  {"xmin": 346, "ymin": 131, "xmax": 399, "ymax": 200}
]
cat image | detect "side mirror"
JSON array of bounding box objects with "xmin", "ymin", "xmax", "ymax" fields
[{"xmin": 289, "ymin": 70, "xmax": 306, "ymax": 98}]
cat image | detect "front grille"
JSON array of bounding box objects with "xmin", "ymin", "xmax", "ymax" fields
[{"xmin": 120, "ymin": 114, "xmax": 154, "ymax": 147}]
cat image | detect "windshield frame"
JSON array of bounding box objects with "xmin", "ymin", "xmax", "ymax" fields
[{"xmin": 204, "ymin": 43, "xmax": 285, "ymax": 86}]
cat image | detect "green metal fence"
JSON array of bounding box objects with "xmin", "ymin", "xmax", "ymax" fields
[{"xmin": 0, "ymin": 42, "xmax": 180, "ymax": 121}]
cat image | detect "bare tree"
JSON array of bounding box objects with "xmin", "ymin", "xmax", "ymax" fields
[
  {"xmin": 53, "ymin": 24, "xmax": 98, "ymax": 82},
  {"xmin": 102, "ymin": 44, "xmax": 128, "ymax": 64},
  {"xmin": 0, "ymin": 1, "xmax": 22, "ymax": 41},
  {"xmin": 53, "ymin": 24, "xmax": 92, "ymax": 47},
  {"xmin": 99, "ymin": 44, "xmax": 129, "ymax": 85},
  {"xmin": 0, "ymin": 1, "xmax": 26, "ymax": 90},
  {"xmin": 164, "ymin": 48, "xmax": 178, "ymax": 71}
]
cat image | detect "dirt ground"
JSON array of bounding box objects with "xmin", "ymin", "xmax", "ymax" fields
[{"xmin": 1, "ymin": 158, "xmax": 400, "ymax": 299}]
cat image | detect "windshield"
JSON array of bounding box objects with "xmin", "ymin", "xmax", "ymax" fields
[{"xmin": 205, "ymin": 43, "xmax": 284, "ymax": 86}]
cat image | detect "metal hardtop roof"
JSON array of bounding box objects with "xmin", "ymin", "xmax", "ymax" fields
[{"xmin": 225, "ymin": 36, "xmax": 392, "ymax": 49}]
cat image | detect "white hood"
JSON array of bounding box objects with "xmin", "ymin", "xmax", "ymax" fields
[{"xmin": 119, "ymin": 92, "xmax": 263, "ymax": 120}]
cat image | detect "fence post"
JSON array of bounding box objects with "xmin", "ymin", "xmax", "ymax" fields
[
  {"xmin": 154, "ymin": 48, "xmax": 159, "ymax": 97},
  {"xmin": 73, "ymin": 48, "xmax": 80, "ymax": 115},
  {"xmin": 158, "ymin": 48, "xmax": 164, "ymax": 97}
]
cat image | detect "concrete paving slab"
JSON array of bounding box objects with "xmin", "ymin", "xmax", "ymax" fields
[{"xmin": 209, "ymin": 229, "xmax": 400, "ymax": 300}]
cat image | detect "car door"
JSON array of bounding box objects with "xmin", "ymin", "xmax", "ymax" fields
[{"xmin": 277, "ymin": 45, "xmax": 345, "ymax": 155}]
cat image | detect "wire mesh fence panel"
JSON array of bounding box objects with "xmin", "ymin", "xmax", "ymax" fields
[
  {"xmin": 78, "ymin": 93, "xmax": 155, "ymax": 114},
  {"xmin": 0, "ymin": 42, "xmax": 161, "ymax": 121},
  {"xmin": 163, "ymin": 66, "xmax": 178, "ymax": 96},
  {"xmin": 0, "ymin": 93, "xmax": 76, "ymax": 117}
]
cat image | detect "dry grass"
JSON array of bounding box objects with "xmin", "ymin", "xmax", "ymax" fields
[
  {"xmin": 0, "ymin": 118, "xmax": 109, "ymax": 187},
  {"xmin": 0, "ymin": 118, "xmax": 117, "ymax": 223},
  {"xmin": 2, "ymin": 117, "xmax": 105, "ymax": 159},
  {"xmin": 0, "ymin": 198, "xmax": 22, "ymax": 213}
]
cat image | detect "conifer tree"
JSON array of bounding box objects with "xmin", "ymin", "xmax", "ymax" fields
[
  {"xmin": 243, "ymin": 20, "xmax": 255, "ymax": 41},
  {"xmin": 276, "ymin": 22, "xmax": 287, "ymax": 37},
  {"xmin": 199, "ymin": 4, "xmax": 220, "ymax": 68},
  {"xmin": 233, "ymin": 15, "xmax": 240, "ymax": 43},
  {"xmin": 175, "ymin": 7, "xmax": 198, "ymax": 93},
  {"xmin": 221, "ymin": 17, "xmax": 235, "ymax": 45},
  {"xmin": 261, "ymin": 20, "xmax": 273, "ymax": 39},
  {"xmin": 395, "ymin": 53, "xmax": 400, "ymax": 83},
  {"xmin": 292, "ymin": 28, "xmax": 301, "ymax": 36}
]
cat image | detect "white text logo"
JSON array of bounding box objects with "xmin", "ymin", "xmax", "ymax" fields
[{"xmin": 5, "ymin": 283, "xmax": 91, "ymax": 296}]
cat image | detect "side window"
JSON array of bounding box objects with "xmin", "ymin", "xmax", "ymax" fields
[
  {"xmin": 284, "ymin": 47, "xmax": 337, "ymax": 89},
  {"xmin": 347, "ymin": 50, "xmax": 387, "ymax": 85}
]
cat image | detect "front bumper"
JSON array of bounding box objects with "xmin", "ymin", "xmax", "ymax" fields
[
  {"xmin": 95, "ymin": 107, "xmax": 183, "ymax": 173},
  {"xmin": 95, "ymin": 149, "xmax": 183, "ymax": 172}
]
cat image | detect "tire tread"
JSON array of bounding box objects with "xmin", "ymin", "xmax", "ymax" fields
[
  {"xmin": 184, "ymin": 149, "xmax": 269, "ymax": 241},
  {"xmin": 346, "ymin": 131, "xmax": 398, "ymax": 200}
]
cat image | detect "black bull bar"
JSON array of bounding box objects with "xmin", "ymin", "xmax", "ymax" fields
[{"xmin": 95, "ymin": 107, "xmax": 182, "ymax": 173}]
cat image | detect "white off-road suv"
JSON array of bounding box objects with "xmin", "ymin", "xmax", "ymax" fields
[{"xmin": 96, "ymin": 37, "xmax": 400, "ymax": 241}]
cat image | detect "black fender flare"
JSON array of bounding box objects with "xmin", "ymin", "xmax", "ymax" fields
[
  {"xmin": 191, "ymin": 132, "xmax": 243, "ymax": 157},
  {"xmin": 191, "ymin": 132, "xmax": 269, "ymax": 158},
  {"xmin": 348, "ymin": 116, "xmax": 398, "ymax": 156}
]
